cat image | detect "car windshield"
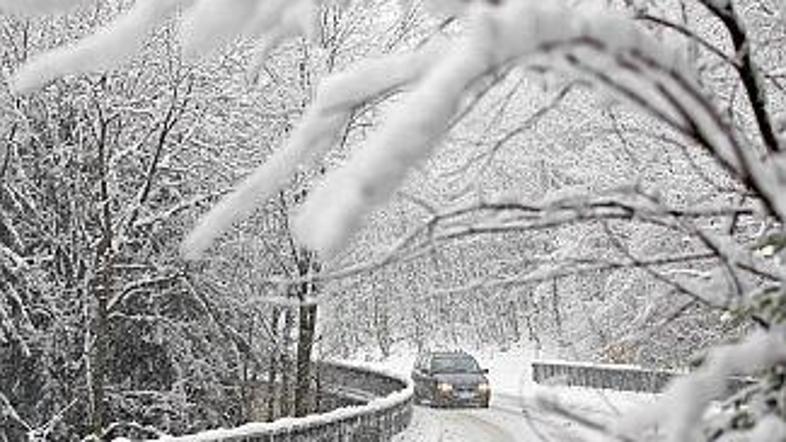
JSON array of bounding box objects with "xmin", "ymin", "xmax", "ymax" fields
[{"xmin": 431, "ymin": 355, "xmax": 481, "ymax": 373}]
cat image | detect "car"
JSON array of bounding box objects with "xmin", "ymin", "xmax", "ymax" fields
[{"xmin": 411, "ymin": 350, "xmax": 491, "ymax": 408}]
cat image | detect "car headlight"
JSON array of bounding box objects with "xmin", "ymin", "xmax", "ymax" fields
[
  {"xmin": 437, "ymin": 382, "xmax": 453, "ymax": 393},
  {"xmin": 477, "ymin": 383, "xmax": 491, "ymax": 393}
]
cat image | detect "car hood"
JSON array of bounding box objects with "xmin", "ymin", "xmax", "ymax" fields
[{"xmin": 433, "ymin": 372, "xmax": 488, "ymax": 386}]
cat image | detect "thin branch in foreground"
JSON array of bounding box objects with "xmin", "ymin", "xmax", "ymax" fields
[{"xmin": 636, "ymin": 13, "xmax": 735, "ymax": 68}]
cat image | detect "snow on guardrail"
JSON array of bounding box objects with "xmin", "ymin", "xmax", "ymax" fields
[
  {"xmin": 532, "ymin": 359, "xmax": 754, "ymax": 394},
  {"xmin": 148, "ymin": 361, "xmax": 414, "ymax": 442}
]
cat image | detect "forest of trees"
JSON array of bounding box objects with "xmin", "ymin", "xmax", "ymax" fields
[{"xmin": 1, "ymin": 0, "xmax": 785, "ymax": 441}]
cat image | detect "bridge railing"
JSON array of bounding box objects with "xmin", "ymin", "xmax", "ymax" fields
[
  {"xmin": 156, "ymin": 361, "xmax": 413, "ymax": 442},
  {"xmin": 532, "ymin": 359, "xmax": 754, "ymax": 394}
]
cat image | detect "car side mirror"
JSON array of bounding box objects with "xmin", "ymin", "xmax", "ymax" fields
[{"xmin": 481, "ymin": 368, "xmax": 489, "ymax": 374}]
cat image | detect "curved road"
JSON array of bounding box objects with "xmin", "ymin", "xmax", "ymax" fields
[
  {"xmin": 396, "ymin": 393, "xmax": 593, "ymax": 442},
  {"xmin": 427, "ymin": 407, "xmax": 520, "ymax": 442}
]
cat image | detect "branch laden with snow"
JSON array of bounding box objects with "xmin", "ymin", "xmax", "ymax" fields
[
  {"xmin": 0, "ymin": 0, "xmax": 89, "ymax": 15},
  {"xmin": 11, "ymin": 0, "xmax": 784, "ymax": 256},
  {"xmin": 289, "ymin": 0, "xmax": 786, "ymax": 257},
  {"xmin": 181, "ymin": 38, "xmax": 446, "ymax": 258},
  {"xmin": 10, "ymin": 0, "xmax": 195, "ymax": 94},
  {"xmin": 615, "ymin": 328, "xmax": 786, "ymax": 442},
  {"xmin": 6, "ymin": 0, "xmax": 332, "ymax": 94},
  {"xmin": 182, "ymin": 0, "xmax": 786, "ymax": 258}
]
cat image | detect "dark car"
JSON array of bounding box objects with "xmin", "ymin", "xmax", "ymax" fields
[{"xmin": 411, "ymin": 351, "xmax": 490, "ymax": 408}]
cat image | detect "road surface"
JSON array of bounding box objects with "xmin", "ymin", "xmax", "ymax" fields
[{"xmin": 395, "ymin": 392, "xmax": 600, "ymax": 442}]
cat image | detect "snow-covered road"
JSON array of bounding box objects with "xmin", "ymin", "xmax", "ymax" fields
[
  {"xmin": 422, "ymin": 407, "xmax": 521, "ymax": 442},
  {"xmin": 379, "ymin": 347, "xmax": 659, "ymax": 441},
  {"xmin": 396, "ymin": 405, "xmax": 523, "ymax": 442},
  {"xmin": 394, "ymin": 386, "xmax": 660, "ymax": 442},
  {"xmin": 396, "ymin": 393, "xmax": 599, "ymax": 442}
]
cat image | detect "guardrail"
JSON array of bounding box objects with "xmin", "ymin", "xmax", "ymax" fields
[
  {"xmin": 157, "ymin": 361, "xmax": 413, "ymax": 442},
  {"xmin": 532, "ymin": 359, "xmax": 754, "ymax": 394}
]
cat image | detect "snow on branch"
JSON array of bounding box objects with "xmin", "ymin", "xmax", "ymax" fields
[
  {"xmin": 181, "ymin": 38, "xmax": 445, "ymax": 258},
  {"xmin": 178, "ymin": 0, "xmax": 323, "ymax": 63},
  {"xmin": 0, "ymin": 0, "xmax": 89, "ymax": 15},
  {"xmin": 293, "ymin": 8, "xmax": 500, "ymax": 256},
  {"xmin": 177, "ymin": 0, "xmax": 260, "ymax": 60},
  {"xmin": 133, "ymin": 192, "xmax": 224, "ymax": 229},
  {"xmin": 7, "ymin": 0, "xmax": 336, "ymax": 94},
  {"xmin": 242, "ymin": 0, "xmax": 321, "ymax": 75},
  {"xmin": 0, "ymin": 243, "xmax": 27, "ymax": 273},
  {"xmin": 615, "ymin": 328, "xmax": 786, "ymax": 442},
  {"xmin": 749, "ymin": 414, "xmax": 786, "ymax": 440},
  {"xmin": 286, "ymin": 0, "xmax": 786, "ymax": 257},
  {"xmin": 11, "ymin": 0, "xmax": 195, "ymax": 94},
  {"xmin": 288, "ymin": 1, "xmax": 697, "ymax": 257},
  {"xmin": 0, "ymin": 392, "xmax": 30, "ymax": 432},
  {"xmin": 11, "ymin": 0, "xmax": 786, "ymax": 260}
]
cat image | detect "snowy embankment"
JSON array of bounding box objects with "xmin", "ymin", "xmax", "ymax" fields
[{"xmin": 357, "ymin": 346, "xmax": 660, "ymax": 442}]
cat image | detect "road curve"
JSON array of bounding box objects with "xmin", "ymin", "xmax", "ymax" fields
[
  {"xmin": 395, "ymin": 393, "xmax": 592, "ymax": 442},
  {"xmin": 398, "ymin": 398, "xmax": 539, "ymax": 442},
  {"xmin": 434, "ymin": 408, "xmax": 520, "ymax": 442}
]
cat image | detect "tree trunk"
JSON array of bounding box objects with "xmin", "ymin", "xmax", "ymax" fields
[
  {"xmin": 412, "ymin": 307, "xmax": 424, "ymax": 353},
  {"xmin": 241, "ymin": 314, "xmax": 252, "ymax": 422},
  {"xmin": 524, "ymin": 293, "xmax": 541, "ymax": 354},
  {"xmin": 374, "ymin": 295, "xmax": 391, "ymax": 358},
  {"xmin": 91, "ymin": 117, "xmax": 112, "ymax": 435},
  {"xmin": 508, "ymin": 300, "xmax": 521, "ymax": 343},
  {"xmin": 552, "ymin": 277, "xmax": 566, "ymax": 351},
  {"xmin": 91, "ymin": 290, "xmax": 108, "ymax": 434},
  {"xmin": 293, "ymin": 247, "xmax": 319, "ymax": 418},
  {"xmin": 279, "ymin": 308, "xmax": 294, "ymax": 416},
  {"xmin": 294, "ymin": 301, "xmax": 317, "ymax": 417},
  {"xmin": 266, "ymin": 307, "xmax": 280, "ymax": 422}
]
